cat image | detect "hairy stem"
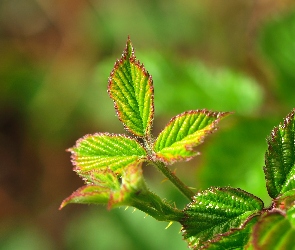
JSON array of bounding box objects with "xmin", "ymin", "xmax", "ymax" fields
[
  {"xmin": 153, "ymin": 161, "xmax": 194, "ymax": 201},
  {"xmin": 131, "ymin": 197, "xmax": 183, "ymax": 221},
  {"xmin": 129, "ymin": 187, "xmax": 183, "ymax": 221}
]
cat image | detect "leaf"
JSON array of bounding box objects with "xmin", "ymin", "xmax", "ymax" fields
[
  {"xmin": 181, "ymin": 187, "xmax": 263, "ymax": 249},
  {"xmin": 59, "ymin": 185, "xmax": 112, "ymax": 209},
  {"xmin": 287, "ymin": 205, "xmax": 295, "ymax": 228},
  {"xmin": 276, "ymin": 189, "xmax": 295, "ymax": 228},
  {"xmin": 205, "ymin": 217, "xmax": 258, "ymax": 250},
  {"xmin": 81, "ymin": 168, "xmax": 121, "ymax": 188},
  {"xmin": 264, "ymin": 109, "xmax": 295, "ymax": 199},
  {"xmin": 68, "ymin": 133, "xmax": 147, "ymax": 176},
  {"xmin": 108, "ymin": 37, "xmax": 154, "ymax": 137},
  {"xmin": 60, "ymin": 162, "xmax": 145, "ymax": 209},
  {"xmin": 153, "ymin": 110, "xmax": 230, "ymax": 164},
  {"xmin": 275, "ymin": 189, "xmax": 295, "ymax": 211},
  {"xmin": 253, "ymin": 212, "xmax": 295, "ymax": 250}
]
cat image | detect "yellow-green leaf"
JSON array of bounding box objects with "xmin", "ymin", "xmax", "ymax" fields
[
  {"xmin": 59, "ymin": 185, "xmax": 111, "ymax": 209},
  {"xmin": 153, "ymin": 110, "xmax": 230, "ymax": 164},
  {"xmin": 60, "ymin": 162, "xmax": 145, "ymax": 209},
  {"xmin": 108, "ymin": 37, "xmax": 154, "ymax": 137},
  {"xmin": 69, "ymin": 133, "xmax": 147, "ymax": 176}
]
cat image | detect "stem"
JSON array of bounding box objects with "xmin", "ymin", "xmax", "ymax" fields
[
  {"xmin": 153, "ymin": 161, "xmax": 194, "ymax": 201},
  {"xmin": 130, "ymin": 199, "xmax": 164, "ymax": 220},
  {"xmin": 131, "ymin": 198, "xmax": 182, "ymax": 222},
  {"xmin": 131, "ymin": 190, "xmax": 183, "ymax": 221}
]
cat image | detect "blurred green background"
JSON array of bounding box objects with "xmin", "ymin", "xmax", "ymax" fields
[{"xmin": 1, "ymin": 0, "xmax": 295, "ymax": 249}]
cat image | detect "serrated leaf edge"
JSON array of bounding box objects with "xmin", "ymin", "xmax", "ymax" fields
[
  {"xmin": 68, "ymin": 132, "xmax": 147, "ymax": 172},
  {"xmin": 181, "ymin": 187, "xmax": 264, "ymax": 249},
  {"xmin": 107, "ymin": 37, "xmax": 155, "ymax": 137},
  {"xmin": 153, "ymin": 110, "xmax": 231, "ymax": 164},
  {"xmin": 59, "ymin": 184, "xmax": 109, "ymax": 210},
  {"xmin": 201, "ymin": 215, "xmax": 259, "ymax": 250},
  {"xmin": 264, "ymin": 109, "xmax": 295, "ymax": 199}
]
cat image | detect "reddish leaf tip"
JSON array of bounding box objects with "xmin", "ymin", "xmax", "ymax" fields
[{"xmin": 59, "ymin": 198, "xmax": 69, "ymax": 210}]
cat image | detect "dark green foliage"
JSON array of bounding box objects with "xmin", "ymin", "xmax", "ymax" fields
[
  {"xmin": 264, "ymin": 109, "xmax": 295, "ymax": 198},
  {"xmin": 181, "ymin": 187, "xmax": 263, "ymax": 249}
]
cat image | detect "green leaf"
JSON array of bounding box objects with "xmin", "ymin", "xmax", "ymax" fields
[
  {"xmin": 59, "ymin": 185, "xmax": 112, "ymax": 208},
  {"xmin": 276, "ymin": 189, "xmax": 295, "ymax": 228},
  {"xmin": 287, "ymin": 205, "xmax": 295, "ymax": 228},
  {"xmin": 264, "ymin": 109, "xmax": 295, "ymax": 199},
  {"xmin": 153, "ymin": 110, "xmax": 230, "ymax": 164},
  {"xmin": 275, "ymin": 189, "xmax": 295, "ymax": 211},
  {"xmin": 69, "ymin": 133, "xmax": 147, "ymax": 176},
  {"xmin": 60, "ymin": 162, "xmax": 146, "ymax": 209},
  {"xmin": 181, "ymin": 187, "xmax": 263, "ymax": 249},
  {"xmin": 253, "ymin": 212, "xmax": 295, "ymax": 249},
  {"xmin": 83, "ymin": 168, "xmax": 121, "ymax": 188},
  {"xmin": 108, "ymin": 37, "xmax": 154, "ymax": 137},
  {"xmin": 205, "ymin": 217, "xmax": 258, "ymax": 250}
]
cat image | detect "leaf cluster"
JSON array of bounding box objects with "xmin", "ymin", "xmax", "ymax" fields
[{"xmin": 61, "ymin": 38, "xmax": 295, "ymax": 249}]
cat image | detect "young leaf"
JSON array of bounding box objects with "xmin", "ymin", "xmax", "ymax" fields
[
  {"xmin": 60, "ymin": 162, "xmax": 146, "ymax": 209},
  {"xmin": 264, "ymin": 109, "xmax": 295, "ymax": 199},
  {"xmin": 82, "ymin": 168, "xmax": 121, "ymax": 188},
  {"xmin": 181, "ymin": 187, "xmax": 263, "ymax": 249},
  {"xmin": 108, "ymin": 37, "xmax": 154, "ymax": 137},
  {"xmin": 153, "ymin": 110, "xmax": 230, "ymax": 164},
  {"xmin": 253, "ymin": 212, "xmax": 295, "ymax": 249},
  {"xmin": 59, "ymin": 185, "xmax": 113, "ymax": 208},
  {"xmin": 69, "ymin": 133, "xmax": 147, "ymax": 176}
]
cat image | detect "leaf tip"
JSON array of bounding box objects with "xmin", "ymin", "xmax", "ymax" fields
[
  {"xmin": 219, "ymin": 111, "xmax": 234, "ymax": 119},
  {"xmin": 59, "ymin": 199, "xmax": 69, "ymax": 210},
  {"xmin": 125, "ymin": 35, "xmax": 135, "ymax": 59},
  {"xmin": 66, "ymin": 147, "xmax": 73, "ymax": 153}
]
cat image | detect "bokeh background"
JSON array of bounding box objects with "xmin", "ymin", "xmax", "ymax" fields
[{"xmin": 1, "ymin": 0, "xmax": 295, "ymax": 249}]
